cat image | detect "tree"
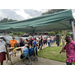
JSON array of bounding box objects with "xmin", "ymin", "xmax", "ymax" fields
[
  {"xmin": 48, "ymin": 31, "xmax": 55, "ymax": 35},
  {"xmin": 54, "ymin": 31, "xmax": 59, "ymax": 35},
  {"xmin": 42, "ymin": 9, "xmax": 67, "ymax": 15},
  {"xmin": 0, "ymin": 18, "xmax": 8, "ymax": 23},
  {"xmin": 0, "ymin": 18, "xmax": 17, "ymax": 23}
]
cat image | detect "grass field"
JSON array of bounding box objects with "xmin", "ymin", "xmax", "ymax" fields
[{"xmin": 38, "ymin": 46, "xmax": 66, "ymax": 62}]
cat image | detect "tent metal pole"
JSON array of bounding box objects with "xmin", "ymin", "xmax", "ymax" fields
[
  {"xmin": 33, "ymin": 27, "xmax": 36, "ymax": 36},
  {"xmin": 71, "ymin": 21, "xmax": 75, "ymax": 41}
]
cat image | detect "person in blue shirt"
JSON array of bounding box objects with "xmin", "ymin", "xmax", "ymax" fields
[
  {"xmin": 35, "ymin": 44, "xmax": 38, "ymax": 56},
  {"xmin": 20, "ymin": 44, "xmax": 29, "ymax": 59}
]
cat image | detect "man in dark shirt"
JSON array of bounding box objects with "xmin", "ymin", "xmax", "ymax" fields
[
  {"xmin": 40, "ymin": 36, "xmax": 43, "ymax": 49},
  {"xmin": 29, "ymin": 37, "xmax": 33, "ymax": 46}
]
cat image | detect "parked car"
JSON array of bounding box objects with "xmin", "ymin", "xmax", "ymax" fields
[
  {"xmin": 22, "ymin": 35, "xmax": 29, "ymax": 37},
  {"xmin": 19, "ymin": 35, "xmax": 23, "ymax": 37}
]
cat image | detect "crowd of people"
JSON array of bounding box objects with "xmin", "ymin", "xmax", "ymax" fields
[
  {"xmin": 21, "ymin": 35, "xmax": 56, "ymax": 49},
  {"xmin": 9, "ymin": 35, "xmax": 56, "ymax": 49},
  {"xmin": 0, "ymin": 35, "xmax": 56, "ymax": 65}
]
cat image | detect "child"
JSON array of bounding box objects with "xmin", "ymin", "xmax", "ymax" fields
[{"xmin": 35, "ymin": 44, "xmax": 38, "ymax": 56}]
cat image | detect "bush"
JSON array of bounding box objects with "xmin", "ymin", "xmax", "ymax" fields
[
  {"xmin": 65, "ymin": 32, "xmax": 71, "ymax": 40},
  {"xmin": 48, "ymin": 31, "xmax": 55, "ymax": 35}
]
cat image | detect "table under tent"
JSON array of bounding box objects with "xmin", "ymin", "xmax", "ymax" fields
[{"xmin": 0, "ymin": 9, "xmax": 74, "ymax": 41}]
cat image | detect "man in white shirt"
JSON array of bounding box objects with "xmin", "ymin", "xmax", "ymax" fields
[{"xmin": 47, "ymin": 36, "xmax": 51, "ymax": 47}]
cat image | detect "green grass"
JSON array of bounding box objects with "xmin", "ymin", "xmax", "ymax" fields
[
  {"xmin": 53, "ymin": 42, "xmax": 56, "ymax": 45},
  {"xmin": 38, "ymin": 46, "xmax": 66, "ymax": 62},
  {"xmin": 38, "ymin": 46, "xmax": 75, "ymax": 64}
]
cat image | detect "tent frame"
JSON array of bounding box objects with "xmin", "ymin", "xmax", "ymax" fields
[{"xmin": 71, "ymin": 21, "xmax": 75, "ymax": 41}]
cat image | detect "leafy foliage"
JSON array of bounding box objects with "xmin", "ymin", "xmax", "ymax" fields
[
  {"xmin": 42, "ymin": 9, "xmax": 67, "ymax": 15},
  {"xmin": 48, "ymin": 31, "xmax": 55, "ymax": 35},
  {"xmin": 65, "ymin": 32, "xmax": 71, "ymax": 40},
  {"xmin": 0, "ymin": 18, "xmax": 17, "ymax": 23}
]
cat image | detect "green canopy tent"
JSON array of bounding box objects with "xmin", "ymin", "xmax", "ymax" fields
[{"xmin": 0, "ymin": 9, "xmax": 75, "ymax": 40}]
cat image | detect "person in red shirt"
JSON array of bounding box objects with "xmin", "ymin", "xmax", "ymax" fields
[{"xmin": 32, "ymin": 36, "xmax": 35, "ymax": 41}]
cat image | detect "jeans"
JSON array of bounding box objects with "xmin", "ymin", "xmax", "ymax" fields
[
  {"xmin": 48, "ymin": 42, "xmax": 51, "ymax": 47},
  {"xmin": 66, "ymin": 62, "xmax": 72, "ymax": 65}
]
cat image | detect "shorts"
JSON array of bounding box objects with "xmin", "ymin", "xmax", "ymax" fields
[{"xmin": 43, "ymin": 41, "xmax": 45, "ymax": 44}]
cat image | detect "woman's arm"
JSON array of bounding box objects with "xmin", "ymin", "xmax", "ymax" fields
[
  {"xmin": 60, "ymin": 47, "xmax": 65, "ymax": 54},
  {"xmin": 5, "ymin": 44, "xmax": 8, "ymax": 53},
  {"xmin": 19, "ymin": 41, "xmax": 20, "ymax": 47}
]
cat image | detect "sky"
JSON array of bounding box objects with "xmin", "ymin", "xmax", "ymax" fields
[{"xmin": 0, "ymin": 9, "xmax": 75, "ymax": 21}]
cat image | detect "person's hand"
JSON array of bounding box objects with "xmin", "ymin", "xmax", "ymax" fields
[{"xmin": 60, "ymin": 51, "xmax": 62, "ymax": 54}]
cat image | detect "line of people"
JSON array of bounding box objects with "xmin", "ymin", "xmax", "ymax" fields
[
  {"xmin": 9, "ymin": 36, "xmax": 56, "ymax": 50},
  {"xmin": 9, "ymin": 36, "xmax": 56, "ymax": 56}
]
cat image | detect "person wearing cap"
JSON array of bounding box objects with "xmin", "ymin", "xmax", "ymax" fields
[
  {"xmin": 60, "ymin": 36, "xmax": 75, "ymax": 65},
  {"xmin": 9, "ymin": 37, "xmax": 17, "ymax": 56},
  {"xmin": 0, "ymin": 38, "xmax": 8, "ymax": 65},
  {"xmin": 9, "ymin": 37, "xmax": 17, "ymax": 47}
]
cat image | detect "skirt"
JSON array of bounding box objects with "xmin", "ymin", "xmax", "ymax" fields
[{"xmin": 0, "ymin": 52, "xmax": 6, "ymax": 62}]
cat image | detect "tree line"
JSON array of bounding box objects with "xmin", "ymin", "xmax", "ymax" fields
[{"xmin": 0, "ymin": 18, "xmax": 17, "ymax": 23}]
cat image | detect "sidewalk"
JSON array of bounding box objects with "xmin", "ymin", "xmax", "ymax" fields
[
  {"xmin": 3, "ymin": 43, "xmax": 66, "ymax": 65},
  {"xmin": 14, "ymin": 57, "xmax": 66, "ymax": 65}
]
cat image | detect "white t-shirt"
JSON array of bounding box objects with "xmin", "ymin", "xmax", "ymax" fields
[
  {"xmin": 47, "ymin": 38, "xmax": 50, "ymax": 42},
  {"xmin": 0, "ymin": 41, "xmax": 6, "ymax": 53}
]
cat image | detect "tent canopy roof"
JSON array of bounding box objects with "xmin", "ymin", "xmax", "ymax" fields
[{"xmin": 0, "ymin": 9, "xmax": 74, "ymax": 33}]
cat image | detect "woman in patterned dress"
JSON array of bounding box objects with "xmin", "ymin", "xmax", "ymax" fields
[{"xmin": 60, "ymin": 36, "xmax": 75, "ymax": 65}]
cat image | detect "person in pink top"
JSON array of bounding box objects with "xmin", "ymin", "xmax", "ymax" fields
[{"xmin": 60, "ymin": 36, "xmax": 75, "ymax": 65}]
